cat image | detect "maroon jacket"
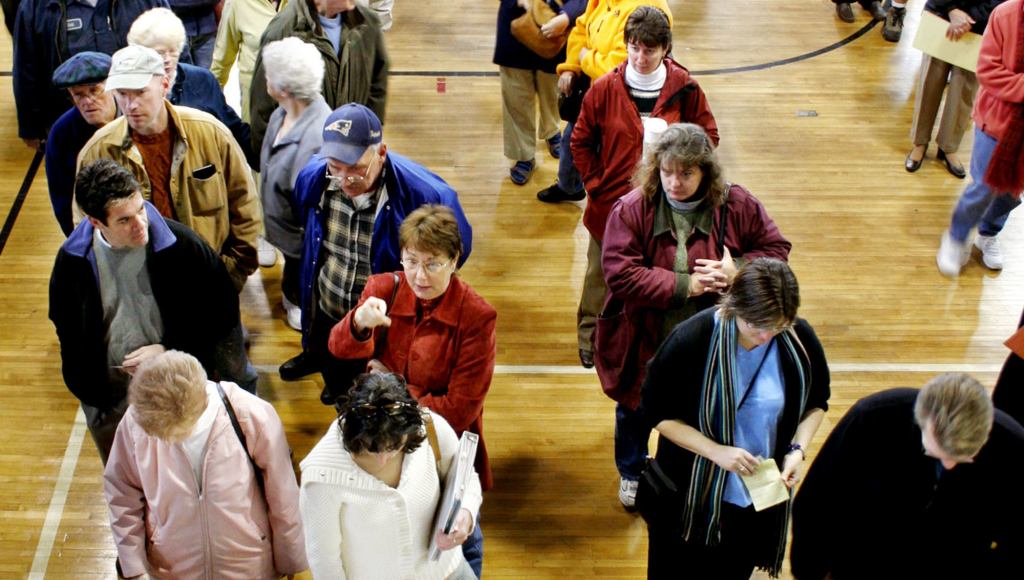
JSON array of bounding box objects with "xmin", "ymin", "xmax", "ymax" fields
[
  {"xmin": 600, "ymin": 184, "xmax": 790, "ymax": 408},
  {"xmin": 329, "ymin": 272, "xmax": 498, "ymax": 490},
  {"xmin": 572, "ymin": 58, "xmax": 719, "ymax": 241}
]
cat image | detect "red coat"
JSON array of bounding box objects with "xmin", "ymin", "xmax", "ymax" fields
[
  {"xmin": 328, "ymin": 273, "xmax": 498, "ymax": 490},
  {"xmin": 600, "ymin": 185, "xmax": 790, "ymax": 408},
  {"xmin": 572, "ymin": 58, "xmax": 719, "ymax": 241}
]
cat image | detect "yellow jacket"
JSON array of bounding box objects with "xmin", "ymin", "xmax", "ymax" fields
[
  {"xmin": 78, "ymin": 102, "xmax": 261, "ymax": 290},
  {"xmin": 210, "ymin": 0, "xmax": 287, "ymax": 123},
  {"xmin": 557, "ymin": 0, "xmax": 673, "ymax": 79}
]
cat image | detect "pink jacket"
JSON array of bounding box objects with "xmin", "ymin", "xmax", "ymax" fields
[
  {"xmin": 973, "ymin": 0, "xmax": 1024, "ymax": 140},
  {"xmin": 104, "ymin": 381, "xmax": 308, "ymax": 579}
]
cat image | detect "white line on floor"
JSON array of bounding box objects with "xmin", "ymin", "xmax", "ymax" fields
[
  {"xmin": 255, "ymin": 362, "xmax": 1003, "ymax": 376},
  {"xmin": 29, "ymin": 407, "xmax": 87, "ymax": 580}
]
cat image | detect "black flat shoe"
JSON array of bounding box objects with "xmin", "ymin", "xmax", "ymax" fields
[
  {"xmin": 279, "ymin": 351, "xmax": 320, "ymax": 381},
  {"xmin": 905, "ymin": 146, "xmax": 926, "ymax": 173},
  {"xmin": 579, "ymin": 349, "xmax": 595, "ymax": 369},
  {"xmin": 537, "ymin": 183, "xmax": 585, "ymax": 203},
  {"xmin": 938, "ymin": 149, "xmax": 966, "ymax": 179}
]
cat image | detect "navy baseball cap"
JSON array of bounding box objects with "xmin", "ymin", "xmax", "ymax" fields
[
  {"xmin": 52, "ymin": 52, "xmax": 113, "ymax": 89},
  {"xmin": 321, "ymin": 103, "xmax": 383, "ymax": 165}
]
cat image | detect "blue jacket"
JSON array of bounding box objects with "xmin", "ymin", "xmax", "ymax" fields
[
  {"xmin": 293, "ymin": 152, "xmax": 473, "ymax": 344},
  {"xmin": 48, "ymin": 203, "xmax": 239, "ymax": 409},
  {"xmin": 13, "ymin": 0, "xmax": 169, "ymax": 140},
  {"xmin": 168, "ymin": 0, "xmax": 219, "ymax": 36},
  {"xmin": 170, "ymin": 62, "xmax": 258, "ymax": 169},
  {"xmin": 45, "ymin": 105, "xmax": 107, "ymax": 236}
]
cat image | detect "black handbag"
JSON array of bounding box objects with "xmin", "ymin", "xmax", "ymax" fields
[
  {"xmin": 635, "ymin": 457, "xmax": 683, "ymax": 528},
  {"xmin": 557, "ymin": 73, "xmax": 590, "ymax": 123}
]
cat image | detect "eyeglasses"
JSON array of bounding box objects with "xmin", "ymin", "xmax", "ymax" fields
[
  {"xmin": 326, "ymin": 154, "xmax": 378, "ymax": 186},
  {"xmin": 401, "ymin": 257, "xmax": 451, "ymax": 275},
  {"xmin": 348, "ymin": 400, "xmax": 415, "ymax": 418},
  {"xmin": 746, "ymin": 319, "xmax": 793, "ymax": 334}
]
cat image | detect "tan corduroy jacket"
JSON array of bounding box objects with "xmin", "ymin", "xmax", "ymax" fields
[{"xmin": 77, "ymin": 102, "xmax": 261, "ymax": 290}]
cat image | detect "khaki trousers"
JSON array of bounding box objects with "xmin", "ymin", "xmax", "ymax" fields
[
  {"xmin": 577, "ymin": 234, "xmax": 607, "ymax": 353},
  {"xmin": 910, "ymin": 54, "xmax": 978, "ymax": 154},
  {"xmin": 499, "ymin": 66, "xmax": 560, "ymax": 162}
]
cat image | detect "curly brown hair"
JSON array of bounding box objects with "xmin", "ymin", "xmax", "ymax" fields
[{"xmin": 631, "ymin": 123, "xmax": 726, "ymax": 205}]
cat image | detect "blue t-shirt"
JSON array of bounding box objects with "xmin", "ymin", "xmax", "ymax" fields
[{"xmin": 722, "ymin": 331, "xmax": 785, "ymax": 507}]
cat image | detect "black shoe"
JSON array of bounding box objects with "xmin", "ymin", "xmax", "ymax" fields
[
  {"xmin": 882, "ymin": 6, "xmax": 905, "ymax": 41},
  {"xmin": 905, "ymin": 145, "xmax": 926, "ymax": 172},
  {"xmin": 279, "ymin": 351, "xmax": 319, "ymax": 381},
  {"xmin": 872, "ymin": 0, "xmax": 888, "ymax": 20},
  {"xmin": 937, "ymin": 149, "xmax": 966, "ymax": 179},
  {"xmin": 836, "ymin": 2, "xmax": 855, "ymax": 22},
  {"xmin": 579, "ymin": 349, "xmax": 595, "ymax": 369},
  {"xmin": 537, "ymin": 183, "xmax": 585, "ymax": 203}
]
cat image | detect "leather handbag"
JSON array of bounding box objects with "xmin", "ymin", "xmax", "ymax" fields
[
  {"xmin": 635, "ymin": 457, "xmax": 683, "ymax": 528},
  {"xmin": 511, "ymin": 0, "xmax": 566, "ymax": 60},
  {"xmin": 557, "ymin": 73, "xmax": 590, "ymax": 123}
]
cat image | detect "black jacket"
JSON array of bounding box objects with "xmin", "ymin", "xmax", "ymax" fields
[
  {"xmin": 48, "ymin": 204, "xmax": 239, "ymax": 409},
  {"xmin": 791, "ymin": 388, "xmax": 1024, "ymax": 579},
  {"xmin": 927, "ymin": 0, "xmax": 1005, "ymax": 34},
  {"xmin": 638, "ymin": 307, "xmax": 830, "ymax": 551}
]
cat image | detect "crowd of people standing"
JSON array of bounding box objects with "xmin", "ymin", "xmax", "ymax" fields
[{"xmin": 3, "ymin": 0, "xmax": 1021, "ymax": 577}]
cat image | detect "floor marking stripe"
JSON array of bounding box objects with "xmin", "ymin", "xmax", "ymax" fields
[
  {"xmin": 254, "ymin": 362, "xmax": 1003, "ymax": 376},
  {"xmin": 29, "ymin": 407, "xmax": 87, "ymax": 580}
]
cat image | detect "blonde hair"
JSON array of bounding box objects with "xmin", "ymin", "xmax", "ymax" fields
[
  {"xmin": 128, "ymin": 350, "xmax": 209, "ymax": 442},
  {"xmin": 127, "ymin": 8, "xmax": 187, "ymax": 53},
  {"xmin": 914, "ymin": 373, "xmax": 994, "ymax": 458}
]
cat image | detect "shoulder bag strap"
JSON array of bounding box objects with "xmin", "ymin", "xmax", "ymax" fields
[
  {"xmin": 215, "ymin": 383, "xmax": 266, "ymax": 495},
  {"xmin": 423, "ymin": 411, "xmax": 443, "ymax": 483},
  {"xmin": 717, "ymin": 184, "xmax": 730, "ymax": 259}
]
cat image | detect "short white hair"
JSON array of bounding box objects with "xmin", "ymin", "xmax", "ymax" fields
[
  {"xmin": 128, "ymin": 8, "xmax": 186, "ymax": 53},
  {"xmin": 262, "ymin": 37, "xmax": 325, "ymax": 103}
]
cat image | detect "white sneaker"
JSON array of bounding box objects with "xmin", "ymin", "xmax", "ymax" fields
[
  {"xmin": 282, "ymin": 294, "xmax": 302, "ymax": 331},
  {"xmin": 619, "ymin": 478, "xmax": 638, "ymax": 510},
  {"xmin": 258, "ymin": 237, "xmax": 277, "ymax": 267},
  {"xmin": 974, "ymin": 234, "xmax": 1004, "ymax": 270},
  {"xmin": 936, "ymin": 230, "xmax": 969, "ymax": 277}
]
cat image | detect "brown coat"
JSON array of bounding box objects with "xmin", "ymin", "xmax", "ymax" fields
[{"xmin": 78, "ymin": 102, "xmax": 261, "ymax": 290}]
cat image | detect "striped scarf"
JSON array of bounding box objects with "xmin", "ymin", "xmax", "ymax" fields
[{"xmin": 680, "ymin": 317, "xmax": 809, "ymax": 577}]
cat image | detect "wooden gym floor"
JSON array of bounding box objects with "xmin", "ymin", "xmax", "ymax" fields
[{"xmin": 0, "ymin": 0, "xmax": 1020, "ymax": 577}]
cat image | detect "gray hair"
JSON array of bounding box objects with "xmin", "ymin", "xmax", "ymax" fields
[
  {"xmin": 262, "ymin": 37, "xmax": 325, "ymax": 103},
  {"xmin": 127, "ymin": 8, "xmax": 186, "ymax": 53}
]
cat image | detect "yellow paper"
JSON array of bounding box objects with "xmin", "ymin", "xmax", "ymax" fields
[
  {"xmin": 911, "ymin": 11, "xmax": 983, "ymax": 73},
  {"xmin": 740, "ymin": 458, "xmax": 790, "ymax": 512}
]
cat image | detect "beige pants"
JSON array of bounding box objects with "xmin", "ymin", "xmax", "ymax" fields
[
  {"xmin": 500, "ymin": 66, "xmax": 560, "ymax": 162},
  {"xmin": 577, "ymin": 234, "xmax": 607, "ymax": 353},
  {"xmin": 910, "ymin": 54, "xmax": 978, "ymax": 154}
]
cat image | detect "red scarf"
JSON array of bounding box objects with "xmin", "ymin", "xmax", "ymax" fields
[{"xmin": 983, "ymin": 5, "xmax": 1024, "ymax": 197}]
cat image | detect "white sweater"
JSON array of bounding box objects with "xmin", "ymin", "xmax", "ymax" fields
[{"xmin": 299, "ymin": 412, "xmax": 482, "ymax": 580}]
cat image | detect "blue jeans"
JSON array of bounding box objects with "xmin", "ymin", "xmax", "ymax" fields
[
  {"xmin": 186, "ymin": 32, "xmax": 216, "ymax": 69},
  {"xmin": 615, "ymin": 403, "xmax": 649, "ymax": 481},
  {"xmin": 213, "ymin": 323, "xmax": 259, "ymax": 394},
  {"xmin": 557, "ymin": 121, "xmax": 583, "ymax": 193},
  {"xmin": 461, "ymin": 518, "xmax": 484, "ymax": 578},
  {"xmin": 949, "ymin": 127, "xmax": 1022, "ymax": 243}
]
